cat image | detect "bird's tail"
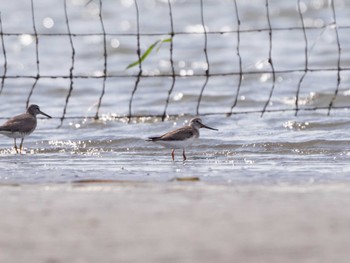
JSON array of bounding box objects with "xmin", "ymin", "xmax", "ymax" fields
[{"xmin": 146, "ymin": 136, "xmax": 161, "ymax": 141}]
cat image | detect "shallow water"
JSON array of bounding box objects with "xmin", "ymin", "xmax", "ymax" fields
[
  {"xmin": 0, "ymin": 0, "xmax": 349, "ymax": 184},
  {"xmin": 0, "ymin": 112, "xmax": 350, "ymax": 184}
]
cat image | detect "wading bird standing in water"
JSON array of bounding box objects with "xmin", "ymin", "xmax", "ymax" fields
[
  {"xmin": 147, "ymin": 117, "xmax": 218, "ymax": 161},
  {"xmin": 0, "ymin": 104, "xmax": 52, "ymax": 153}
]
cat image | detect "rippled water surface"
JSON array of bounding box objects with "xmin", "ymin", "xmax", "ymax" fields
[
  {"xmin": 0, "ymin": 112, "xmax": 350, "ymax": 184},
  {"xmin": 0, "ymin": 0, "xmax": 349, "ymax": 184}
]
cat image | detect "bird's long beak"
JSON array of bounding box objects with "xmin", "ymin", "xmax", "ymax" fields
[
  {"xmin": 200, "ymin": 123, "xmax": 218, "ymax": 131},
  {"xmin": 39, "ymin": 110, "xmax": 52, "ymax": 119}
]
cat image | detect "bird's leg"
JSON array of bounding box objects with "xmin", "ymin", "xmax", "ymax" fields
[
  {"xmin": 171, "ymin": 149, "xmax": 175, "ymax": 161},
  {"xmin": 19, "ymin": 138, "xmax": 24, "ymax": 154},
  {"xmin": 14, "ymin": 138, "xmax": 18, "ymax": 154},
  {"xmin": 182, "ymin": 148, "xmax": 187, "ymax": 161}
]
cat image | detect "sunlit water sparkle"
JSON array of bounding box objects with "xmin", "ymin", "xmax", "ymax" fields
[{"xmin": 0, "ymin": 0, "xmax": 349, "ymax": 184}]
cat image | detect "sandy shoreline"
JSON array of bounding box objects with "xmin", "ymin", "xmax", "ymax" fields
[{"xmin": 1, "ymin": 182, "xmax": 350, "ymax": 263}]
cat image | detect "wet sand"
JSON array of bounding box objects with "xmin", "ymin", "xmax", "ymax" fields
[{"xmin": 1, "ymin": 182, "xmax": 350, "ymax": 263}]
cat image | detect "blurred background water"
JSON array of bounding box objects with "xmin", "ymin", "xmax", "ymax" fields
[{"xmin": 0, "ymin": 0, "xmax": 349, "ymax": 184}]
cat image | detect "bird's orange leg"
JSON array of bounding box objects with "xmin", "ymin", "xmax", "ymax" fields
[
  {"xmin": 14, "ymin": 139, "xmax": 18, "ymax": 154},
  {"xmin": 19, "ymin": 138, "xmax": 24, "ymax": 154},
  {"xmin": 182, "ymin": 148, "xmax": 187, "ymax": 161},
  {"xmin": 171, "ymin": 149, "xmax": 175, "ymax": 161}
]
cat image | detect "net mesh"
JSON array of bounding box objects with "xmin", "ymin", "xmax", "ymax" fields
[{"xmin": 0, "ymin": 0, "xmax": 349, "ymax": 125}]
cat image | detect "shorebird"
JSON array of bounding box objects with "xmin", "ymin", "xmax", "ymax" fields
[
  {"xmin": 0, "ymin": 104, "xmax": 52, "ymax": 153},
  {"xmin": 147, "ymin": 117, "xmax": 218, "ymax": 161}
]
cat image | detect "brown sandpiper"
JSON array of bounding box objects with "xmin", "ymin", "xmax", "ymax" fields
[
  {"xmin": 0, "ymin": 104, "xmax": 52, "ymax": 153},
  {"xmin": 147, "ymin": 117, "xmax": 218, "ymax": 161}
]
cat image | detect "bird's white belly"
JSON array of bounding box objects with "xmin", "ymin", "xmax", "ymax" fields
[
  {"xmin": 0, "ymin": 131, "xmax": 31, "ymax": 139},
  {"xmin": 156, "ymin": 137, "xmax": 197, "ymax": 149}
]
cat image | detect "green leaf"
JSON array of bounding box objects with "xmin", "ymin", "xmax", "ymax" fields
[
  {"xmin": 156, "ymin": 38, "xmax": 171, "ymax": 52},
  {"xmin": 125, "ymin": 38, "xmax": 172, "ymax": 70}
]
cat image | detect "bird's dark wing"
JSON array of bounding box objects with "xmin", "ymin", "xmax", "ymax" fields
[
  {"xmin": 0, "ymin": 114, "xmax": 36, "ymax": 133},
  {"xmin": 151, "ymin": 126, "xmax": 194, "ymax": 141}
]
